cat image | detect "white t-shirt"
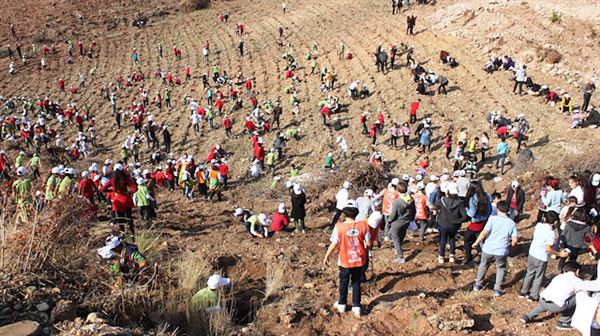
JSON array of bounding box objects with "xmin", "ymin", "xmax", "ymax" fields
[
  {"xmin": 335, "ymin": 188, "xmax": 349, "ymax": 210},
  {"xmin": 569, "ymin": 186, "xmax": 585, "ymax": 205},
  {"xmin": 528, "ymin": 223, "xmax": 556, "ymax": 262}
]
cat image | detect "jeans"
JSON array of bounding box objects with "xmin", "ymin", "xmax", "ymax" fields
[
  {"xmin": 417, "ymin": 219, "xmax": 428, "ymax": 240},
  {"xmin": 525, "ymin": 296, "xmax": 576, "ymax": 324},
  {"xmin": 339, "ymin": 266, "xmax": 362, "ymax": 308},
  {"xmin": 390, "ymin": 222, "xmax": 409, "ymax": 259},
  {"xmin": 583, "ymin": 93, "xmax": 592, "ymax": 112},
  {"xmin": 475, "ymin": 252, "xmax": 508, "ymax": 292},
  {"xmin": 513, "ymin": 80, "xmax": 524, "ymax": 94},
  {"xmin": 438, "ymin": 225, "xmax": 459, "ymax": 257},
  {"xmin": 520, "ymin": 255, "xmax": 548, "ymax": 300},
  {"xmin": 496, "ymin": 153, "xmax": 506, "ymax": 174}
]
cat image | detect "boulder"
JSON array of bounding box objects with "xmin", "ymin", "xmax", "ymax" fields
[
  {"xmin": 0, "ymin": 320, "xmax": 40, "ymax": 336},
  {"xmin": 50, "ymin": 300, "xmax": 77, "ymax": 323},
  {"xmin": 427, "ymin": 304, "xmax": 475, "ymax": 332}
]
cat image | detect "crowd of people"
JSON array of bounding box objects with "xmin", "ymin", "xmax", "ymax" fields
[{"xmin": 2, "ymin": 1, "xmax": 600, "ymax": 334}]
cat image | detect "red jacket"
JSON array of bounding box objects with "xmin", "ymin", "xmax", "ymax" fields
[
  {"xmin": 219, "ymin": 163, "xmax": 229, "ymax": 176},
  {"xmin": 409, "ymin": 101, "xmax": 420, "ymax": 116},
  {"xmin": 254, "ymin": 145, "xmax": 265, "ymax": 161},
  {"xmin": 271, "ymin": 212, "xmax": 290, "ymax": 231},
  {"xmin": 79, "ymin": 178, "xmax": 97, "ymax": 200},
  {"xmin": 222, "ymin": 117, "xmax": 232, "ymax": 129},
  {"xmin": 100, "ymin": 177, "xmax": 137, "ymax": 211}
]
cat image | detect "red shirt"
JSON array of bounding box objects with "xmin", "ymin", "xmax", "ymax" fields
[
  {"xmin": 254, "ymin": 145, "xmax": 265, "ymax": 160},
  {"xmin": 320, "ymin": 105, "xmax": 330, "ymax": 117},
  {"xmin": 271, "ymin": 212, "xmax": 290, "ymax": 231},
  {"xmin": 245, "ymin": 79, "xmax": 252, "ymax": 90},
  {"xmin": 245, "ymin": 120, "xmax": 256, "ymax": 131},
  {"xmin": 219, "ymin": 163, "xmax": 229, "ymax": 176},
  {"xmin": 215, "ymin": 99, "xmax": 224, "ymax": 110},
  {"xmin": 497, "ymin": 126, "xmax": 508, "ymax": 137},
  {"xmin": 222, "ymin": 117, "xmax": 232, "ymax": 129}
]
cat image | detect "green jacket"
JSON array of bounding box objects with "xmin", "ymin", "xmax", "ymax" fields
[
  {"xmin": 134, "ymin": 185, "xmax": 150, "ymax": 207},
  {"xmin": 45, "ymin": 175, "xmax": 58, "ymax": 200}
]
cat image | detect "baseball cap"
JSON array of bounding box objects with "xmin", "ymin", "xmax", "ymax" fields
[
  {"xmin": 367, "ymin": 211, "xmax": 383, "ymax": 229},
  {"xmin": 342, "ymin": 181, "xmax": 352, "ymax": 189},
  {"xmin": 447, "ymin": 182, "xmax": 459, "ymax": 195},
  {"xmin": 344, "ymin": 199, "xmax": 358, "ymax": 209},
  {"xmin": 277, "ymin": 203, "xmax": 286, "ymax": 213},
  {"xmin": 511, "ymin": 180, "xmax": 520, "ymax": 188},
  {"xmin": 592, "ymin": 173, "xmax": 600, "ymax": 187},
  {"xmin": 207, "ymin": 274, "xmax": 231, "ymax": 290},
  {"xmin": 391, "ymin": 178, "xmax": 400, "ymax": 186}
]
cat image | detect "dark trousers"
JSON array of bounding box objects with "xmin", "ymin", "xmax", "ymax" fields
[
  {"xmin": 438, "ymin": 225, "xmax": 459, "ymax": 257},
  {"xmin": 583, "ymin": 93, "xmax": 592, "ymax": 112},
  {"xmin": 339, "ymin": 266, "xmax": 362, "ymax": 308},
  {"xmin": 410, "ymin": 114, "xmax": 416, "ymax": 123},
  {"xmin": 445, "ymin": 146, "xmax": 452, "ymax": 159},
  {"xmin": 463, "ymin": 228, "xmax": 481, "ymax": 263},
  {"xmin": 329, "ymin": 209, "xmax": 343, "ymax": 230},
  {"xmin": 513, "ymin": 80, "xmax": 524, "ymax": 94}
]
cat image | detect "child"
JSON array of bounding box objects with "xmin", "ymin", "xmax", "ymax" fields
[
  {"xmin": 490, "ymin": 192, "xmax": 501, "ymax": 216},
  {"xmin": 519, "ymin": 211, "xmax": 569, "ymax": 301},
  {"xmin": 521, "ymin": 261, "xmax": 582, "ymax": 330},
  {"xmin": 444, "ymin": 131, "xmax": 453, "ymax": 160}
]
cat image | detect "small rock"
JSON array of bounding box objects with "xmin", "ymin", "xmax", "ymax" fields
[
  {"xmin": 303, "ymin": 282, "xmax": 315, "ymax": 289},
  {"xmin": 35, "ymin": 303, "xmax": 50, "ymax": 312},
  {"xmin": 86, "ymin": 312, "xmax": 108, "ymax": 325}
]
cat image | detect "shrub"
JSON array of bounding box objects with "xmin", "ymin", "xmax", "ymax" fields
[
  {"xmin": 181, "ymin": 0, "xmax": 211, "ymax": 12},
  {"xmin": 549, "ymin": 11, "xmax": 561, "ymax": 23},
  {"xmin": 32, "ymin": 31, "xmax": 53, "ymax": 44}
]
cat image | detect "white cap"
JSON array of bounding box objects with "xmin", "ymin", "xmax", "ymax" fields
[
  {"xmin": 51, "ymin": 167, "xmax": 60, "ymax": 174},
  {"xmin": 336, "ymin": 136, "xmax": 342, "ymax": 143},
  {"xmin": 285, "ymin": 180, "xmax": 293, "ymax": 188},
  {"xmin": 258, "ymin": 213, "xmax": 270, "ymax": 225},
  {"xmin": 114, "ymin": 163, "xmax": 124, "ymax": 171},
  {"xmin": 342, "ymin": 181, "xmax": 352, "ymax": 189},
  {"xmin": 207, "ymin": 274, "xmax": 231, "ymax": 290},
  {"xmin": 417, "ymin": 182, "xmax": 425, "ymax": 190},
  {"xmin": 234, "ymin": 208, "xmax": 244, "ymax": 216},
  {"xmin": 293, "ymin": 184, "xmax": 302, "ymax": 195},
  {"xmin": 277, "ymin": 203, "xmax": 286, "ymax": 213},
  {"xmin": 17, "ymin": 166, "xmax": 28, "ymax": 176},
  {"xmin": 391, "ymin": 178, "xmax": 400, "ymax": 186},
  {"xmin": 458, "ymin": 170, "xmax": 466, "ymax": 177},
  {"xmin": 136, "ymin": 177, "xmax": 147, "ymax": 185},
  {"xmin": 511, "ymin": 180, "xmax": 520, "ymax": 188},
  {"xmin": 447, "ymin": 182, "xmax": 459, "ymax": 195},
  {"xmin": 104, "ymin": 159, "xmax": 113, "ymax": 165},
  {"xmin": 402, "ymin": 174, "xmax": 410, "ymax": 181},
  {"xmin": 81, "ymin": 171, "xmax": 90, "ymax": 178},
  {"xmin": 367, "ymin": 211, "xmax": 383, "ymax": 229},
  {"xmin": 344, "ymin": 199, "xmax": 358, "ymax": 209},
  {"xmin": 592, "ymin": 173, "xmax": 600, "ymax": 187},
  {"xmin": 415, "ymin": 174, "xmax": 423, "ymax": 181},
  {"xmin": 430, "ymin": 175, "xmax": 439, "ymax": 181},
  {"xmin": 97, "ymin": 235, "xmax": 122, "ymax": 259},
  {"xmin": 364, "ymin": 189, "xmax": 375, "ymax": 197}
]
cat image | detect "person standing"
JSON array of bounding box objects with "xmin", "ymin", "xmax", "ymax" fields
[
  {"xmin": 464, "ymin": 181, "xmax": 492, "ymax": 267},
  {"xmin": 506, "ymin": 180, "xmax": 525, "ymax": 222},
  {"xmin": 291, "ymin": 184, "xmax": 307, "ymax": 233},
  {"xmin": 238, "ymin": 40, "xmax": 244, "ymax": 57},
  {"xmin": 387, "ymin": 181, "xmax": 416, "ymax": 264},
  {"xmin": 582, "ymin": 79, "xmax": 596, "ymax": 112},
  {"xmin": 323, "ymin": 200, "xmax": 370, "ymax": 317},
  {"xmin": 472, "ymin": 200, "xmax": 518, "ymax": 296},
  {"xmin": 519, "ymin": 211, "xmax": 568, "ymax": 302},
  {"xmin": 326, "ymin": 181, "xmax": 352, "ymax": 233},
  {"xmin": 433, "ymin": 182, "xmax": 468, "ymax": 264},
  {"xmin": 513, "ymin": 65, "xmax": 527, "ymax": 95},
  {"xmin": 495, "ymin": 137, "xmax": 509, "ymax": 175}
]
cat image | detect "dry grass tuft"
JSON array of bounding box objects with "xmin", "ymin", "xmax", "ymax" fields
[{"xmin": 263, "ymin": 260, "xmax": 287, "ymax": 302}]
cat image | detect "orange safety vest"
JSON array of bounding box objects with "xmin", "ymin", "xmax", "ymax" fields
[
  {"xmin": 336, "ymin": 220, "xmax": 368, "ymax": 269},
  {"xmin": 196, "ymin": 170, "xmax": 205, "ymax": 184},
  {"xmin": 209, "ymin": 169, "xmax": 219, "ymax": 180},
  {"xmin": 412, "ymin": 193, "xmax": 428, "ymax": 220},
  {"xmin": 381, "ymin": 188, "xmax": 399, "ymax": 216}
]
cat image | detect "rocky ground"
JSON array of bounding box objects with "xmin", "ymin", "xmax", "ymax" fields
[{"xmin": 0, "ymin": 0, "xmax": 599, "ymax": 335}]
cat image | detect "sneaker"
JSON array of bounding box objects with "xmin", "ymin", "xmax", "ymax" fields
[
  {"xmin": 464, "ymin": 261, "xmax": 476, "ymax": 268},
  {"xmin": 426, "ymin": 228, "xmax": 433, "ymax": 234},
  {"xmin": 527, "ymin": 296, "xmax": 538, "ymax": 302},
  {"xmin": 392, "ymin": 258, "xmax": 406, "ymax": 264},
  {"xmin": 520, "ymin": 315, "xmax": 531, "ymax": 324},
  {"xmin": 324, "ymin": 227, "xmax": 333, "ymax": 234},
  {"xmin": 449, "ymin": 255, "xmax": 455, "ymax": 263},
  {"xmin": 494, "ymin": 290, "xmax": 503, "ymax": 297},
  {"xmin": 334, "ymin": 302, "xmax": 346, "ymax": 313},
  {"xmin": 432, "ymin": 228, "xmax": 439, "ymax": 233},
  {"xmin": 518, "ymin": 293, "xmax": 527, "ymax": 299},
  {"xmin": 556, "ymin": 321, "xmax": 573, "ymax": 330},
  {"xmin": 351, "ymin": 306, "xmax": 361, "ymax": 317},
  {"xmin": 438, "ymin": 256, "xmax": 444, "ymax": 264},
  {"xmin": 473, "ymin": 285, "xmax": 482, "ymax": 292}
]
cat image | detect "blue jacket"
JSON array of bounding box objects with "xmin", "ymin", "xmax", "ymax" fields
[{"xmin": 466, "ymin": 193, "xmax": 492, "ymax": 223}]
